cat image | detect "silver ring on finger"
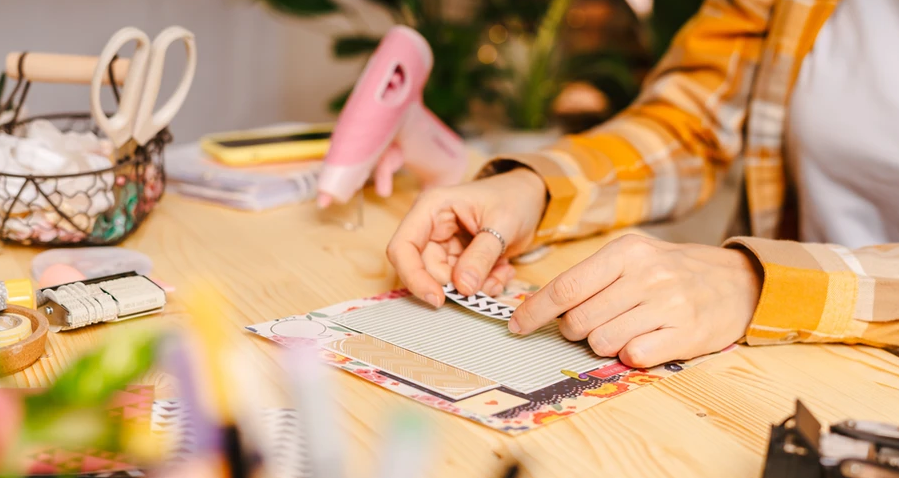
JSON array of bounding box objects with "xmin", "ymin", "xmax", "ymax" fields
[{"xmin": 478, "ymin": 227, "xmax": 507, "ymax": 256}]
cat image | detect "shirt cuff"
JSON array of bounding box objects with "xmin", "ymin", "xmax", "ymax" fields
[{"xmin": 723, "ymin": 236, "xmax": 857, "ymax": 346}]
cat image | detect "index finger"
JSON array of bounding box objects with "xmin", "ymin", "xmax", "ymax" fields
[
  {"xmin": 510, "ymin": 242, "xmax": 627, "ymax": 335},
  {"xmin": 386, "ymin": 200, "xmax": 445, "ymax": 308}
]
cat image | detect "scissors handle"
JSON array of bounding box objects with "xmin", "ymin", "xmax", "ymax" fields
[
  {"xmin": 90, "ymin": 27, "xmax": 151, "ymax": 149},
  {"xmin": 132, "ymin": 26, "xmax": 197, "ymax": 146}
]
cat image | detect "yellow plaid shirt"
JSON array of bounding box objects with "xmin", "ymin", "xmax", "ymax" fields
[{"xmin": 480, "ymin": 0, "xmax": 899, "ymax": 349}]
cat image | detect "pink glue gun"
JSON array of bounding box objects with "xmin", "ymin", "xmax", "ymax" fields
[{"xmin": 316, "ymin": 26, "xmax": 468, "ymax": 208}]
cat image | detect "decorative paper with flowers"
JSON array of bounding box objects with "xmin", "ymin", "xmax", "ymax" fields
[{"xmin": 246, "ymin": 281, "xmax": 731, "ymax": 435}]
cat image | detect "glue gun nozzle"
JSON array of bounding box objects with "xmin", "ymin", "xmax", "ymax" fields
[{"xmin": 316, "ymin": 193, "xmax": 332, "ymax": 209}]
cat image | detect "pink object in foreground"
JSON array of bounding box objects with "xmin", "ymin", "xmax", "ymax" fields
[
  {"xmin": 317, "ymin": 26, "xmax": 468, "ymax": 207},
  {"xmin": 0, "ymin": 390, "xmax": 21, "ymax": 462}
]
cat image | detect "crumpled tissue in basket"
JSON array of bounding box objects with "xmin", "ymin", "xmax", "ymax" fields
[{"xmin": 0, "ymin": 120, "xmax": 116, "ymax": 242}]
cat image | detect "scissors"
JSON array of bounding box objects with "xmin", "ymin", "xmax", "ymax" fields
[{"xmin": 90, "ymin": 26, "xmax": 197, "ymax": 155}]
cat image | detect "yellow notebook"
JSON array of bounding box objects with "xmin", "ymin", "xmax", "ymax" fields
[{"xmin": 200, "ymin": 123, "xmax": 332, "ymax": 166}]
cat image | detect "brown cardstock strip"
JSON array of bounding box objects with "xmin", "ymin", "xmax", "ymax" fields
[{"xmin": 326, "ymin": 334, "xmax": 498, "ymax": 399}]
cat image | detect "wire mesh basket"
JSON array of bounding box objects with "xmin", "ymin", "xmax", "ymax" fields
[{"xmin": 0, "ymin": 56, "xmax": 168, "ymax": 246}]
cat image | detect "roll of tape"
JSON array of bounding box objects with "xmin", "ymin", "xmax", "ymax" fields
[
  {"xmin": 0, "ymin": 313, "xmax": 32, "ymax": 347},
  {"xmin": 0, "ymin": 306, "xmax": 49, "ymax": 376},
  {"xmin": 0, "ymin": 279, "xmax": 35, "ymax": 309}
]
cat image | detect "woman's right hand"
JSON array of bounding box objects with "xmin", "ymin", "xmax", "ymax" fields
[{"xmin": 386, "ymin": 168, "xmax": 547, "ymax": 307}]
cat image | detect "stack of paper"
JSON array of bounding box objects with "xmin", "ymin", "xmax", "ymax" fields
[{"xmin": 164, "ymin": 142, "xmax": 319, "ymax": 211}]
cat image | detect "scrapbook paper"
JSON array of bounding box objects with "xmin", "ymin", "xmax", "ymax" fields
[
  {"xmin": 257, "ymin": 409, "xmax": 308, "ymax": 478},
  {"xmin": 453, "ymin": 389, "xmax": 530, "ymax": 416},
  {"xmin": 326, "ymin": 334, "xmax": 497, "ymax": 399},
  {"xmin": 442, "ymin": 283, "xmax": 516, "ymax": 320},
  {"xmin": 329, "ymin": 296, "xmax": 614, "ymax": 394},
  {"xmin": 247, "ymin": 280, "xmax": 731, "ymax": 434},
  {"xmin": 24, "ymin": 385, "xmax": 155, "ymax": 476},
  {"xmin": 150, "ymin": 399, "xmax": 194, "ymax": 464},
  {"xmin": 151, "ymin": 399, "xmax": 308, "ymax": 478},
  {"xmin": 331, "ymin": 297, "xmax": 615, "ymax": 393}
]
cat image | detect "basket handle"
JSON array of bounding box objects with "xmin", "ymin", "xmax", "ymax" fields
[{"xmin": 5, "ymin": 52, "xmax": 130, "ymax": 85}]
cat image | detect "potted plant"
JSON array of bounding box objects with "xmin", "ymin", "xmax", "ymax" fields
[{"xmin": 477, "ymin": 0, "xmax": 572, "ymax": 154}]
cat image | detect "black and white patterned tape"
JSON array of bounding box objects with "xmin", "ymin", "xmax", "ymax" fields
[{"xmin": 442, "ymin": 283, "xmax": 515, "ymax": 321}]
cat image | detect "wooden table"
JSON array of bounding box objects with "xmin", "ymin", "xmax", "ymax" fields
[{"xmin": 2, "ymin": 181, "xmax": 899, "ymax": 478}]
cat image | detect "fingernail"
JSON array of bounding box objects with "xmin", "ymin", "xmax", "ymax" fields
[
  {"xmin": 424, "ymin": 293, "xmax": 440, "ymax": 308},
  {"xmin": 461, "ymin": 271, "xmax": 479, "ymax": 292},
  {"xmin": 489, "ymin": 283, "xmax": 503, "ymax": 296},
  {"xmin": 508, "ymin": 318, "xmax": 521, "ymax": 334}
]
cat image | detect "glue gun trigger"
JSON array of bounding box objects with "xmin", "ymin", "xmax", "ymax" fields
[{"xmin": 374, "ymin": 144, "xmax": 404, "ymax": 198}]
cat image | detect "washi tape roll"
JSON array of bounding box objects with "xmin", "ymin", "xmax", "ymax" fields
[
  {"xmin": 0, "ymin": 314, "xmax": 32, "ymax": 347},
  {"xmin": 0, "ymin": 306, "xmax": 49, "ymax": 376},
  {"xmin": 0, "ymin": 278, "xmax": 36, "ymax": 310}
]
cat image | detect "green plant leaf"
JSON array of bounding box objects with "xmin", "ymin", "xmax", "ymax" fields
[
  {"xmin": 259, "ymin": 0, "xmax": 339, "ymax": 16},
  {"xmin": 505, "ymin": 0, "xmax": 571, "ymax": 129},
  {"xmin": 333, "ymin": 36, "xmax": 380, "ymax": 58},
  {"xmin": 20, "ymin": 330, "xmax": 160, "ymax": 453},
  {"xmin": 328, "ymin": 87, "xmax": 352, "ymax": 113}
]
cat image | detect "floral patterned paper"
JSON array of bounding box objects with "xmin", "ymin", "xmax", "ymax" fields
[{"xmin": 246, "ymin": 280, "xmax": 731, "ymax": 435}]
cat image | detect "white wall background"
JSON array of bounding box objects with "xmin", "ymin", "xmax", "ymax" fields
[{"xmin": 0, "ymin": 0, "xmax": 394, "ymax": 143}]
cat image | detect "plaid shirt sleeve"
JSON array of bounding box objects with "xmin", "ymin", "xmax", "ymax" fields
[
  {"xmin": 726, "ymin": 238, "xmax": 899, "ymax": 348},
  {"xmin": 478, "ymin": 0, "xmax": 776, "ymax": 249}
]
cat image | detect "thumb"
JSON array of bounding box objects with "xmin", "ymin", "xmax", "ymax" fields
[{"xmin": 452, "ymin": 228, "xmax": 506, "ymax": 296}]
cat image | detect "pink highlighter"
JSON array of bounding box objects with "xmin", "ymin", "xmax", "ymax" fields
[{"xmin": 316, "ymin": 26, "xmax": 468, "ymax": 208}]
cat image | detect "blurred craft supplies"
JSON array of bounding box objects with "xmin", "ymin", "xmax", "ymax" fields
[
  {"xmin": 90, "ymin": 26, "xmax": 196, "ymax": 158},
  {"xmin": 165, "ymin": 139, "xmax": 320, "ymax": 211},
  {"xmin": 200, "ymin": 123, "xmax": 332, "ymax": 166}
]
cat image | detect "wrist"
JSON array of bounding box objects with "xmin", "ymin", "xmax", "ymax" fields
[
  {"xmin": 728, "ymin": 247, "xmax": 764, "ymax": 330},
  {"xmin": 504, "ymin": 167, "xmax": 548, "ymax": 210}
]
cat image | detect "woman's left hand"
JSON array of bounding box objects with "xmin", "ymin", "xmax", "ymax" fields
[{"xmin": 510, "ymin": 235, "xmax": 763, "ymax": 368}]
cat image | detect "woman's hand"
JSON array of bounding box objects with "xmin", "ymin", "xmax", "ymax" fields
[
  {"xmin": 387, "ymin": 168, "xmax": 547, "ymax": 306},
  {"xmin": 511, "ymin": 235, "xmax": 763, "ymax": 367}
]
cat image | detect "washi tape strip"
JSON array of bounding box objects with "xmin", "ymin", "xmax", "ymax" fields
[{"xmin": 442, "ymin": 283, "xmax": 515, "ymax": 321}]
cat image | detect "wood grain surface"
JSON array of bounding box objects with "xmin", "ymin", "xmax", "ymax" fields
[{"xmin": 1, "ymin": 176, "xmax": 898, "ymax": 478}]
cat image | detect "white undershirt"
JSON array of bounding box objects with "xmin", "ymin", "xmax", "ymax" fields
[{"xmin": 786, "ymin": 0, "xmax": 899, "ymax": 248}]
